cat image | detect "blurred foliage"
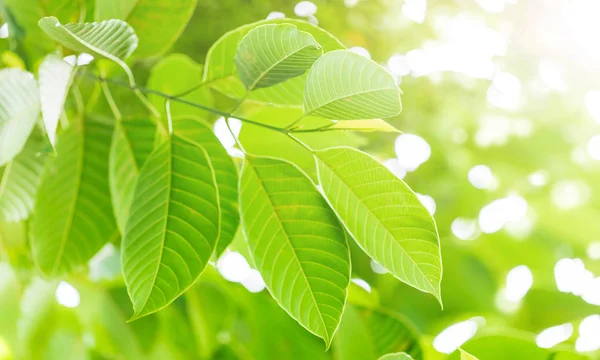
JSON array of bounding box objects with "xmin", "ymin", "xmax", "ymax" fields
[{"xmin": 1, "ymin": 0, "xmax": 600, "ymax": 359}]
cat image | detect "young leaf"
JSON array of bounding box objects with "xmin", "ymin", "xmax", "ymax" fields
[
  {"xmin": 0, "ymin": 69, "xmax": 40, "ymax": 166},
  {"xmin": 109, "ymin": 118, "xmax": 156, "ymax": 234},
  {"xmin": 315, "ymin": 147, "xmax": 442, "ymax": 303},
  {"xmin": 0, "ymin": 131, "xmax": 46, "ymax": 222},
  {"xmin": 38, "ymin": 17, "xmax": 138, "ymax": 70},
  {"xmin": 378, "ymin": 353, "xmax": 413, "ymax": 360},
  {"xmin": 460, "ymin": 349, "xmax": 479, "ymax": 360},
  {"xmin": 38, "ymin": 54, "xmax": 74, "ymax": 147},
  {"xmin": 204, "ymin": 18, "xmax": 344, "ymax": 106},
  {"xmin": 121, "ymin": 133, "xmax": 220, "ymax": 320},
  {"xmin": 325, "ymin": 119, "xmax": 400, "ymax": 133},
  {"xmin": 173, "ymin": 117, "xmax": 239, "ymax": 257},
  {"xmin": 304, "ymin": 50, "xmax": 402, "ymax": 119},
  {"xmin": 94, "ymin": 0, "xmax": 198, "ymax": 58},
  {"xmin": 334, "ymin": 305, "xmax": 421, "ymax": 360},
  {"xmin": 31, "ymin": 117, "xmax": 116, "ymax": 276},
  {"xmin": 235, "ymin": 24, "xmax": 322, "ymax": 90},
  {"xmin": 239, "ymin": 155, "xmax": 350, "ymax": 346}
]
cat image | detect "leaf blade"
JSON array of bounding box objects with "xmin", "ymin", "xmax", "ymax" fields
[
  {"xmin": 304, "ymin": 50, "xmax": 402, "ymax": 119},
  {"xmin": 31, "ymin": 117, "xmax": 116, "ymax": 276},
  {"xmin": 239, "ymin": 155, "xmax": 350, "ymax": 346},
  {"xmin": 38, "ymin": 54, "xmax": 74, "ymax": 147},
  {"xmin": 122, "ymin": 134, "xmax": 220, "ymax": 319},
  {"xmin": 0, "ymin": 69, "xmax": 40, "ymax": 166},
  {"xmin": 235, "ymin": 24, "xmax": 322, "ymax": 90},
  {"xmin": 315, "ymin": 147, "xmax": 442, "ymax": 303}
]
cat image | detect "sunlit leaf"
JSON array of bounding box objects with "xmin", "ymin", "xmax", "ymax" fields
[
  {"xmin": 109, "ymin": 118, "xmax": 156, "ymax": 234},
  {"xmin": 0, "ymin": 69, "xmax": 40, "ymax": 166},
  {"xmin": 378, "ymin": 353, "xmax": 413, "ymax": 360},
  {"xmin": 334, "ymin": 305, "xmax": 421, "ymax": 360},
  {"xmin": 0, "ymin": 221, "xmax": 30, "ymax": 269},
  {"xmin": 304, "ymin": 50, "xmax": 402, "ymax": 119},
  {"xmin": 235, "ymin": 24, "xmax": 322, "ymax": 90},
  {"xmin": 38, "ymin": 16, "xmax": 138, "ymax": 71},
  {"xmin": 239, "ymin": 155, "xmax": 350, "ymax": 346},
  {"xmin": 459, "ymin": 348, "xmax": 479, "ymax": 360},
  {"xmin": 204, "ymin": 18, "xmax": 344, "ymax": 105},
  {"xmin": 31, "ymin": 117, "xmax": 116, "ymax": 276},
  {"xmin": 173, "ymin": 117, "xmax": 239, "ymax": 257},
  {"xmin": 0, "ymin": 131, "xmax": 46, "ymax": 222},
  {"xmin": 315, "ymin": 147, "xmax": 442, "ymax": 303},
  {"xmin": 94, "ymin": 0, "xmax": 197, "ymax": 57},
  {"xmin": 324, "ymin": 119, "xmax": 400, "ymax": 132},
  {"xmin": 122, "ymin": 131, "xmax": 220, "ymax": 320},
  {"xmin": 38, "ymin": 54, "xmax": 74, "ymax": 147}
]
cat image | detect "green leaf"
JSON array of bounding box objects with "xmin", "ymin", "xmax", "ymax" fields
[
  {"xmin": 315, "ymin": 147, "xmax": 442, "ymax": 303},
  {"xmin": 31, "ymin": 117, "xmax": 116, "ymax": 276},
  {"xmin": 0, "ymin": 131, "xmax": 46, "ymax": 222},
  {"xmin": 38, "ymin": 54, "xmax": 74, "ymax": 147},
  {"xmin": 38, "ymin": 16, "xmax": 138, "ymax": 74},
  {"xmin": 304, "ymin": 50, "xmax": 402, "ymax": 119},
  {"xmin": 0, "ymin": 221, "xmax": 30, "ymax": 269},
  {"xmin": 121, "ymin": 132, "xmax": 220, "ymax": 320},
  {"xmin": 325, "ymin": 119, "xmax": 400, "ymax": 133},
  {"xmin": 239, "ymin": 155, "xmax": 350, "ymax": 346},
  {"xmin": 334, "ymin": 305, "xmax": 421, "ymax": 360},
  {"xmin": 459, "ymin": 349, "xmax": 479, "ymax": 360},
  {"xmin": 147, "ymin": 54, "xmax": 215, "ymax": 119},
  {"xmin": 0, "ymin": 69, "xmax": 40, "ymax": 166},
  {"xmin": 94, "ymin": 0, "xmax": 198, "ymax": 58},
  {"xmin": 173, "ymin": 117, "xmax": 239, "ymax": 257},
  {"xmin": 235, "ymin": 24, "xmax": 322, "ymax": 91},
  {"xmin": 109, "ymin": 118, "xmax": 156, "ymax": 234},
  {"xmin": 204, "ymin": 18, "xmax": 344, "ymax": 106},
  {"xmin": 378, "ymin": 353, "xmax": 413, "ymax": 360}
]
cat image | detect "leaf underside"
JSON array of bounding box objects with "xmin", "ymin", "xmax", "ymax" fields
[{"xmin": 239, "ymin": 155, "xmax": 350, "ymax": 346}]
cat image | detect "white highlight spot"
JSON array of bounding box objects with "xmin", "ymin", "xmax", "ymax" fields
[
  {"xmin": 528, "ymin": 170, "xmax": 548, "ymax": 187},
  {"xmin": 294, "ymin": 1, "xmax": 317, "ymax": 16},
  {"xmin": 551, "ymin": 180, "xmax": 589, "ymax": 210},
  {"xmin": 487, "ymin": 72, "xmax": 522, "ymax": 111},
  {"xmin": 266, "ymin": 11, "xmax": 285, "ymax": 19},
  {"xmin": 433, "ymin": 317, "xmax": 484, "ymax": 354},
  {"xmin": 214, "ymin": 117, "xmax": 242, "ymax": 155},
  {"xmin": 352, "ymin": 278, "xmax": 372, "ymax": 293},
  {"xmin": 349, "ymin": 46, "xmax": 371, "ymax": 59},
  {"xmin": 63, "ymin": 55, "xmax": 77, "ymax": 66},
  {"xmin": 504, "ymin": 265, "xmax": 533, "ymax": 302},
  {"xmin": 478, "ymin": 195, "xmax": 528, "ymax": 234},
  {"xmin": 554, "ymin": 258, "xmax": 593, "ymax": 296},
  {"xmin": 587, "ymin": 242, "xmax": 600, "ymax": 260},
  {"xmin": 451, "ymin": 218, "xmax": 479, "ymax": 241},
  {"xmin": 468, "ymin": 165, "xmax": 494, "ymax": 189},
  {"xmin": 539, "ymin": 60, "xmax": 565, "ymax": 92},
  {"xmin": 0, "ymin": 24, "xmax": 8, "ymax": 38},
  {"xmin": 217, "ymin": 252, "xmax": 251, "ymax": 283},
  {"xmin": 394, "ymin": 133, "xmax": 431, "ymax": 172},
  {"xmin": 55, "ymin": 281, "xmax": 80, "ymax": 308},
  {"xmin": 370, "ymin": 259, "xmax": 388, "ymax": 274},
  {"xmin": 402, "ymin": 0, "xmax": 427, "ymax": 24},
  {"xmin": 416, "ymin": 193, "xmax": 436, "ymax": 215},
  {"xmin": 585, "ymin": 90, "xmax": 600, "ymax": 124},
  {"xmin": 77, "ymin": 53, "xmax": 94, "ymax": 66},
  {"xmin": 240, "ymin": 269, "xmax": 266, "ymax": 293},
  {"xmin": 576, "ymin": 315, "xmax": 600, "ymax": 352},
  {"xmin": 587, "ymin": 135, "xmax": 600, "ymax": 160},
  {"xmin": 387, "ymin": 54, "xmax": 411, "ymax": 76},
  {"xmin": 344, "ymin": 0, "xmax": 359, "ymax": 7},
  {"xmin": 536, "ymin": 323, "xmax": 573, "ymax": 349},
  {"xmin": 383, "ymin": 158, "xmax": 407, "ymax": 179}
]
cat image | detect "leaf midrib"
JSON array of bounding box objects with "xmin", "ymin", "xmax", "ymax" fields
[
  {"xmin": 246, "ymin": 157, "xmax": 330, "ymax": 342},
  {"xmin": 246, "ymin": 43, "xmax": 320, "ymax": 91},
  {"xmin": 51, "ymin": 118, "xmax": 85, "ymax": 275},
  {"xmin": 305, "ymin": 88, "xmax": 399, "ymax": 116},
  {"xmin": 317, "ymin": 153, "xmax": 440, "ymax": 298}
]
